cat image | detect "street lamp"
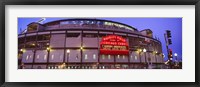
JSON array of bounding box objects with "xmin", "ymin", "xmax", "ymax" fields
[
  {"xmin": 80, "ymin": 46, "xmax": 83, "ymax": 50},
  {"xmin": 46, "ymin": 47, "xmax": 51, "ymax": 69},
  {"xmin": 163, "ymin": 53, "xmax": 165, "ymax": 58},
  {"xmin": 46, "ymin": 47, "xmax": 51, "ymax": 51},
  {"xmin": 67, "ymin": 49, "xmax": 70, "ymax": 69},
  {"xmin": 162, "ymin": 53, "xmax": 165, "ymax": 64},
  {"xmin": 62, "ymin": 63, "xmax": 66, "ymax": 69},
  {"xmin": 143, "ymin": 48, "xmax": 146, "ymax": 52},
  {"xmin": 67, "ymin": 49, "xmax": 70, "ymax": 53},
  {"xmin": 137, "ymin": 49, "xmax": 142, "ymax": 63},
  {"xmin": 174, "ymin": 53, "xmax": 178, "ymax": 61},
  {"xmin": 174, "ymin": 53, "xmax": 178, "ymax": 57},
  {"xmin": 139, "ymin": 49, "xmax": 142, "ymax": 52},
  {"xmin": 174, "ymin": 53, "xmax": 178, "ymax": 66},
  {"xmin": 20, "ymin": 48, "xmax": 26, "ymax": 53},
  {"xmin": 154, "ymin": 51, "xmax": 158, "ymax": 68},
  {"xmin": 20, "ymin": 49, "xmax": 23, "ymax": 52},
  {"xmin": 143, "ymin": 48, "xmax": 148, "ymax": 69}
]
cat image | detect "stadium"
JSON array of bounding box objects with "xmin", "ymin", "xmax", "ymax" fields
[{"xmin": 18, "ymin": 18, "xmax": 164, "ymax": 69}]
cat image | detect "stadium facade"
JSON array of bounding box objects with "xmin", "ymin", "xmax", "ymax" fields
[{"xmin": 18, "ymin": 18, "xmax": 164, "ymax": 69}]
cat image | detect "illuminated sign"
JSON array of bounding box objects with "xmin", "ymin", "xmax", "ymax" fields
[{"xmin": 100, "ymin": 35, "xmax": 129, "ymax": 55}]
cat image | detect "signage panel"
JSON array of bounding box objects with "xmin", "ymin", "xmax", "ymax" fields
[{"xmin": 100, "ymin": 35, "xmax": 129, "ymax": 55}]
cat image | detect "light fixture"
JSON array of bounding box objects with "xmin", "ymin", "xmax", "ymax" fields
[
  {"xmin": 80, "ymin": 46, "xmax": 83, "ymax": 50},
  {"xmin": 143, "ymin": 48, "xmax": 147, "ymax": 52},
  {"xmin": 20, "ymin": 49, "xmax": 26, "ymax": 53},
  {"xmin": 139, "ymin": 49, "xmax": 142, "ymax": 52},
  {"xmin": 46, "ymin": 47, "xmax": 51, "ymax": 51},
  {"xmin": 163, "ymin": 54, "xmax": 165, "ymax": 58},
  {"xmin": 123, "ymin": 55, "xmax": 125, "ymax": 59},
  {"xmin": 32, "ymin": 43, "xmax": 35, "ymax": 46},
  {"xmin": 67, "ymin": 49, "xmax": 70, "ymax": 53},
  {"xmin": 117, "ymin": 55, "xmax": 120, "ymax": 59},
  {"xmin": 20, "ymin": 49, "xmax": 23, "ymax": 52},
  {"xmin": 174, "ymin": 53, "xmax": 178, "ymax": 57}
]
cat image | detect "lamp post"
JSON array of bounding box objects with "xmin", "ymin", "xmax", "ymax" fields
[
  {"xmin": 32, "ymin": 48, "xmax": 36, "ymax": 69},
  {"xmin": 162, "ymin": 54, "xmax": 165, "ymax": 60},
  {"xmin": 19, "ymin": 48, "xmax": 25, "ymax": 69},
  {"xmin": 138, "ymin": 49, "xmax": 142, "ymax": 68},
  {"xmin": 162, "ymin": 53, "xmax": 165, "ymax": 67},
  {"xmin": 67, "ymin": 49, "xmax": 70, "ymax": 69},
  {"xmin": 80, "ymin": 46, "xmax": 83, "ymax": 69},
  {"xmin": 143, "ymin": 48, "xmax": 148, "ymax": 69},
  {"xmin": 174, "ymin": 53, "xmax": 178, "ymax": 67},
  {"xmin": 174, "ymin": 53, "xmax": 178, "ymax": 61},
  {"xmin": 154, "ymin": 51, "xmax": 158, "ymax": 68},
  {"xmin": 46, "ymin": 47, "xmax": 50, "ymax": 69}
]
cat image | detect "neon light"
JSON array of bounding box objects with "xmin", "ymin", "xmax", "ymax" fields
[{"xmin": 100, "ymin": 35, "xmax": 129, "ymax": 55}]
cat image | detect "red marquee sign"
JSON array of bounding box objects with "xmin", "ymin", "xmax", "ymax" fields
[{"xmin": 100, "ymin": 35, "xmax": 129, "ymax": 55}]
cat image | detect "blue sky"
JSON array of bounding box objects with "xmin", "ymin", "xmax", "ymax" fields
[{"xmin": 18, "ymin": 17, "xmax": 182, "ymax": 62}]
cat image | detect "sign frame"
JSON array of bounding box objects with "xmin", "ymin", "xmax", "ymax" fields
[{"xmin": 0, "ymin": 0, "xmax": 199, "ymax": 87}]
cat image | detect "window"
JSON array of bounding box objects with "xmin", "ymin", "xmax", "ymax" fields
[
  {"xmin": 27, "ymin": 24, "xmax": 38, "ymax": 32},
  {"xmin": 51, "ymin": 55, "xmax": 54, "ymax": 60},
  {"xmin": 25, "ymin": 36, "xmax": 36, "ymax": 42},
  {"xmin": 60, "ymin": 55, "xmax": 63, "ymax": 60},
  {"xmin": 123, "ymin": 55, "xmax": 125, "ymax": 59},
  {"xmin": 82, "ymin": 33, "xmax": 98, "ymax": 38},
  {"xmin": 93, "ymin": 54, "xmax": 96, "ymax": 59},
  {"xmin": 76, "ymin": 54, "xmax": 78, "ymax": 60},
  {"xmin": 26, "ymin": 55, "xmax": 29, "ymax": 60},
  {"xmin": 37, "ymin": 42, "xmax": 49, "ymax": 48},
  {"xmin": 44, "ymin": 35, "xmax": 51, "ymax": 40},
  {"xmin": 102, "ymin": 55, "xmax": 105, "ymax": 59},
  {"xmin": 66, "ymin": 33, "xmax": 80, "ymax": 37},
  {"xmin": 36, "ymin": 55, "xmax": 39, "ymax": 59},
  {"xmin": 85, "ymin": 54, "xmax": 88, "ymax": 60},
  {"xmin": 117, "ymin": 55, "xmax": 120, "ymax": 59},
  {"xmin": 131, "ymin": 55, "xmax": 133, "ymax": 59},
  {"xmin": 25, "ymin": 42, "xmax": 37, "ymax": 48},
  {"xmin": 99, "ymin": 33, "xmax": 110, "ymax": 38},
  {"xmin": 18, "ymin": 38, "xmax": 25, "ymax": 44},
  {"xmin": 135, "ymin": 56, "xmax": 137, "ymax": 60},
  {"xmin": 44, "ymin": 55, "xmax": 47, "ymax": 60},
  {"xmin": 37, "ymin": 35, "xmax": 50, "ymax": 41},
  {"xmin": 108, "ymin": 55, "xmax": 111, "ymax": 59}
]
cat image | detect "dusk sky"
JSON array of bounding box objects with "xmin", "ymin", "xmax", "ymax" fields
[{"xmin": 18, "ymin": 18, "xmax": 182, "ymax": 62}]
